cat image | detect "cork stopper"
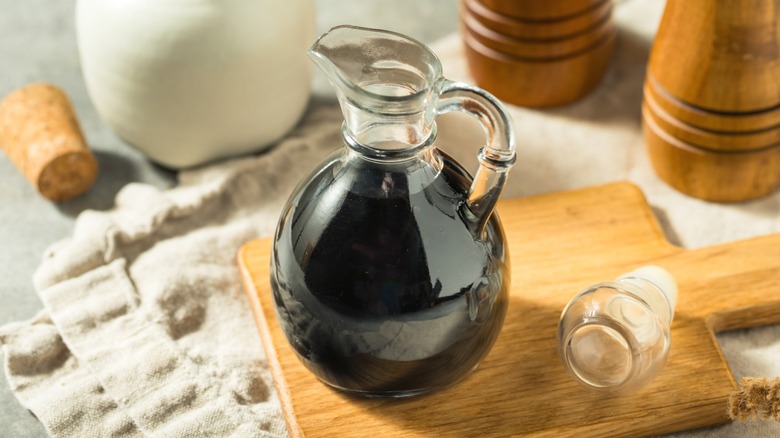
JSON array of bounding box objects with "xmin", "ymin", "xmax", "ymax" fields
[{"xmin": 0, "ymin": 83, "xmax": 97, "ymax": 201}]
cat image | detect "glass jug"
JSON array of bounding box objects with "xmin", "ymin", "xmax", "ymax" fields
[{"xmin": 270, "ymin": 26, "xmax": 516, "ymax": 397}]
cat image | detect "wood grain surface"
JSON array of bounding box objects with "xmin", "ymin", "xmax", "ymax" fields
[
  {"xmin": 239, "ymin": 182, "xmax": 780, "ymax": 437},
  {"xmin": 478, "ymin": 0, "xmax": 605, "ymax": 21},
  {"xmin": 462, "ymin": 0, "xmax": 612, "ymax": 40},
  {"xmin": 643, "ymin": 88, "xmax": 780, "ymax": 152},
  {"xmin": 644, "ymin": 76, "xmax": 780, "ymax": 135},
  {"xmin": 648, "ymin": 0, "xmax": 780, "ymax": 113},
  {"xmin": 461, "ymin": 11, "xmax": 612, "ymax": 59},
  {"xmin": 642, "ymin": 103, "xmax": 780, "ymax": 202},
  {"xmin": 459, "ymin": 0, "xmax": 614, "ymax": 108},
  {"xmin": 462, "ymin": 29, "xmax": 615, "ymax": 108}
]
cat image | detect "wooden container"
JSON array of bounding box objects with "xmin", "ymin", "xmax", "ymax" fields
[
  {"xmin": 461, "ymin": 8, "xmax": 612, "ymax": 59},
  {"xmin": 643, "ymin": 103, "xmax": 780, "ymax": 202},
  {"xmin": 644, "ymin": 88, "xmax": 780, "ymax": 152},
  {"xmin": 642, "ymin": 0, "xmax": 780, "ymax": 201},
  {"xmin": 463, "ymin": 0, "xmax": 612, "ymax": 40},
  {"xmin": 460, "ymin": 0, "xmax": 615, "ymax": 107},
  {"xmin": 479, "ymin": 0, "xmax": 605, "ymax": 21},
  {"xmin": 648, "ymin": 0, "xmax": 780, "ymax": 113},
  {"xmin": 463, "ymin": 29, "xmax": 615, "ymax": 107},
  {"xmin": 645, "ymin": 75, "xmax": 780, "ymax": 134}
]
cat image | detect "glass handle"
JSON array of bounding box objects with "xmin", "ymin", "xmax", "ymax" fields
[{"xmin": 435, "ymin": 79, "xmax": 516, "ymax": 235}]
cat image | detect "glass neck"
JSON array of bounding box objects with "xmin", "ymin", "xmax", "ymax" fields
[
  {"xmin": 617, "ymin": 278, "xmax": 674, "ymax": 324},
  {"xmin": 342, "ymin": 121, "xmax": 437, "ymax": 161},
  {"xmin": 337, "ymin": 85, "xmax": 437, "ymax": 153}
]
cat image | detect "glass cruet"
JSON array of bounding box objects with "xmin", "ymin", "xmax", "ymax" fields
[{"xmin": 269, "ymin": 25, "xmax": 517, "ymax": 397}]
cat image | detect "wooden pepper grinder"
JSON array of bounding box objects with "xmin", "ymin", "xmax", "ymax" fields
[
  {"xmin": 461, "ymin": 0, "xmax": 615, "ymax": 107},
  {"xmin": 643, "ymin": 0, "xmax": 780, "ymax": 202}
]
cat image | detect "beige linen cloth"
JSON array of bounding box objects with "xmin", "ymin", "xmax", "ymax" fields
[
  {"xmin": 0, "ymin": 106, "xmax": 344, "ymax": 437},
  {"xmin": 2, "ymin": 0, "xmax": 780, "ymax": 436}
]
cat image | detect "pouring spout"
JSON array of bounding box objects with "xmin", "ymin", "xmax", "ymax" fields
[{"xmin": 308, "ymin": 25, "xmax": 443, "ymax": 149}]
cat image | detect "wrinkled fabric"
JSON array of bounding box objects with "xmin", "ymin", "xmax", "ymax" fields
[{"xmin": 1, "ymin": 106, "xmax": 342, "ymax": 437}]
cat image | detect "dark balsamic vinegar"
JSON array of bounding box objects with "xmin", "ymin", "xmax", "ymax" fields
[{"xmin": 271, "ymin": 150, "xmax": 509, "ymax": 396}]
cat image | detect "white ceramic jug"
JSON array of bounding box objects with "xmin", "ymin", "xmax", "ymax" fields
[{"xmin": 76, "ymin": 0, "xmax": 315, "ymax": 168}]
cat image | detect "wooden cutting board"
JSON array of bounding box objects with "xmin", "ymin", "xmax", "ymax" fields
[{"xmin": 238, "ymin": 182, "xmax": 780, "ymax": 437}]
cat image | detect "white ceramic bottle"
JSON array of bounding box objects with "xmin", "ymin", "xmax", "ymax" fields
[{"xmin": 76, "ymin": 0, "xmax": 315, "ymax": 168}]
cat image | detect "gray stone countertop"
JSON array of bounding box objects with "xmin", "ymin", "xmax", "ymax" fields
[{"xmin": 0, "ymin": 1, "xmax": 456, "ymax": 436}]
